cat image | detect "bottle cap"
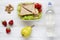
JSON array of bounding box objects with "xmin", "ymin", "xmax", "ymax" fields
[{"xmin": 48, "ymin": 2, "xmax": 52, "ymax": 6}]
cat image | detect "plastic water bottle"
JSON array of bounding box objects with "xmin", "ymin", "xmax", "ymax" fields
[{"xmin": 45, "ymin": 2, "xmax": 55, "ymax": 37}]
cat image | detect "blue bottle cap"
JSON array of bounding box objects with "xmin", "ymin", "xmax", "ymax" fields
[{"xmin": 48, "ymin": 2, "xmax": 52, "ymax": 6}]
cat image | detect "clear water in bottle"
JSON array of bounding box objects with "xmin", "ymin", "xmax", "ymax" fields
[{"xmin": 45, "ymin": 2, "xmax": 55, "ymax": 37}]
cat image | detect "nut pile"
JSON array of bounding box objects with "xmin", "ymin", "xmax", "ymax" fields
[{"xmin": 5, "ymin": 4, "xmax": 14, "ymax": 14}]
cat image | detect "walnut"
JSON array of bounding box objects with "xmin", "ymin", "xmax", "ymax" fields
[{"xmin": 5, "ymin": 4, "xmax": 14, "ymax": 14}]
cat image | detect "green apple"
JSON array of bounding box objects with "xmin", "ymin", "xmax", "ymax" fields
[
  {"xmin": 28, "ymin": 16, "xmax": 34, "ymax": 20},
  {"xmin": 23, "ymin": 16, "xmax": 28, "ymax": 20},
  {"xmin": 22, "ymin": 16, "xmax": 34, "ymax": 20},
  {"xmin": 17, "ymin": 4, "xmax": 22, "ymax": 12}
]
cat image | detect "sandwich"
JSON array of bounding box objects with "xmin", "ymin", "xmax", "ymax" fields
[{"xmin": 17, "ymin": 3, "xmax": 42, "ymax": 20}]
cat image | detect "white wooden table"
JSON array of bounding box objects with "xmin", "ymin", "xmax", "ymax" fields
[{"xmin": 0, "ymin": 0, "xmax": 60, "ymax": 40}]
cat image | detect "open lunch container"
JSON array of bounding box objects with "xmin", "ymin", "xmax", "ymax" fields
[{"xmin": 17, "ymin": 2, "xmax": 42, "ymax": 21}]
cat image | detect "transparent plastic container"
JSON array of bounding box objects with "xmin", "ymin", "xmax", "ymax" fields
[{"xmin": 17, "ymin": 2, "xmax": 42, "ymax": 21}]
